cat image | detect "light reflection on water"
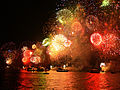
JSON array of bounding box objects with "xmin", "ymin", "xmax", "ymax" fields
[{"xmin": 0, "ymin": 70, "xmax": 120, "ymax": 90}]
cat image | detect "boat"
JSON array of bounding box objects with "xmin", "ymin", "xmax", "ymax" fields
[
  {"xmin": 37, "ymin": 68, "xmax": 44, "ymax": 72},
  {"xmin": 56, "ymin": 68, "xmax": 69, "ymax": 72},
  {"xmin": 89, "ymin": 69, "xmax": 100, "ymax": 73},
  {"xmin": 27, "ymin": 67, "xmax": 44, "ymax": 72},
  {"xmin": 43, "ymin": 72, "xmax": 49, "ymax": 74},
  {"xmin": 27, "ymin": 68, "xmax": 34, "ymax": 71}
]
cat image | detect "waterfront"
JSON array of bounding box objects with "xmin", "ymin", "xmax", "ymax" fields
[{"xmin": 0, "ymin": 70, "xmax": 120, "ymax": 90}]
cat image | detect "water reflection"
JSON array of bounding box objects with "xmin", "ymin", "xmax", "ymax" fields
[
  {"xmin": 0, "ymin": 70, "xmax": 120, "ymax": 90},
  {"xmin": 46, "ymin": 71, "xmax": 89, "ymax": 89},
  {"xmin": 86, "ymin": 73, "xmax": 100, "ymax": 90},
  {"xmin": 99, "ymin": 72, "xmax": 120, "ymax": 90},
  {"xmin": 18, "ymin": 70, "xmax": 47, "ymax": 89}
]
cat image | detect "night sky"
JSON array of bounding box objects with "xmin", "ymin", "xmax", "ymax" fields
[{"xmin": 2, "ymin": 0, "xmax": 56, "ymax": 44}]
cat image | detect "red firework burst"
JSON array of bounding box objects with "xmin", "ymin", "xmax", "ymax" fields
[{"xmin": 90, "ymin": 33, "xmax": 102, "ymax": 46}]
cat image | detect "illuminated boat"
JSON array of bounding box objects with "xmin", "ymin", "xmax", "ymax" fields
[
  {"xmin": 27, "ymin": 67, "xmax": 35, "ymax": 71},
  {"xmin": 27, "ymin": 67, "xmax": 44, "ymax": 71}
]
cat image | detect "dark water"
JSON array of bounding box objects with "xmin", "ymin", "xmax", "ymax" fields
[{"xmin": 0, "ymin": 70, "xmax": 120, "ymax": 90}]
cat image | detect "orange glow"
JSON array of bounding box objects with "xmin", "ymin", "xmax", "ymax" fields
[
  {"xmin": 71, "ymin": 21, "xmax": 82, "ymax": 32},
  {"xmin": 6, "ymin": 58, "xmax": 12, "ymax": 65}
]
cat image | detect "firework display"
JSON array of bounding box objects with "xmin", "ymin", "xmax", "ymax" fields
[
  {"xmin": 90, "ymin": 33, "xmax": 102, "ymax": 46},
  {"xmin": 101, "ymin": 0, "xmax": 110, "ymax": 7},
  {"xmin": 30, "ymin": 56, "xmax": 41, "ymax": 64},
  {"xmin": 85, "ymin": 15, "xmax": 99, "ymax": 31},
  {"xmin": 21, "ymin": 42, "xmax": 47, "ymax": 65},
  {"xmin": 23, "ymin": 50, "xmax": 33, "ymax": 58},
  {"xmin": 32, "ymin": 44, "xmax": 37, "ymax": 49},
  {"xmin": 22, "ymin": 46, "xmax": 28, "ymax": 52},
  {"xmin": 101, "ymin": 33, "xmax": 120, "ymax": 57},
  {"xmin": 48, "ymin": 34, "xmax": 72, "ymax": 60},
  {"xmin": 56, "ymin": 9, "xmax": 73, "ymax": 24},
  {"xmin": 0, "ymin": 42, "xmax": 19, "ymax": 66},
  {"xmin": 22, "ymin": 48, "xmax": 32, "ymax": 64},
  {"xmin": 43, "ymin": 0, "xmax": 120, "ymax": 63},
  {"xmin": 22, "ymin": 57, "xmax": 30, "ymax": 64},
  {"xmin": 42, "ymin": 38, "xmax": 51, "ymax": 46},
  {"xmin": 0, "ymin": 0, "xmax": 120, "ymax": 70},
  {"xmin": 6, "ymin": 58, "xmax": 12, "ymax": 65}
]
